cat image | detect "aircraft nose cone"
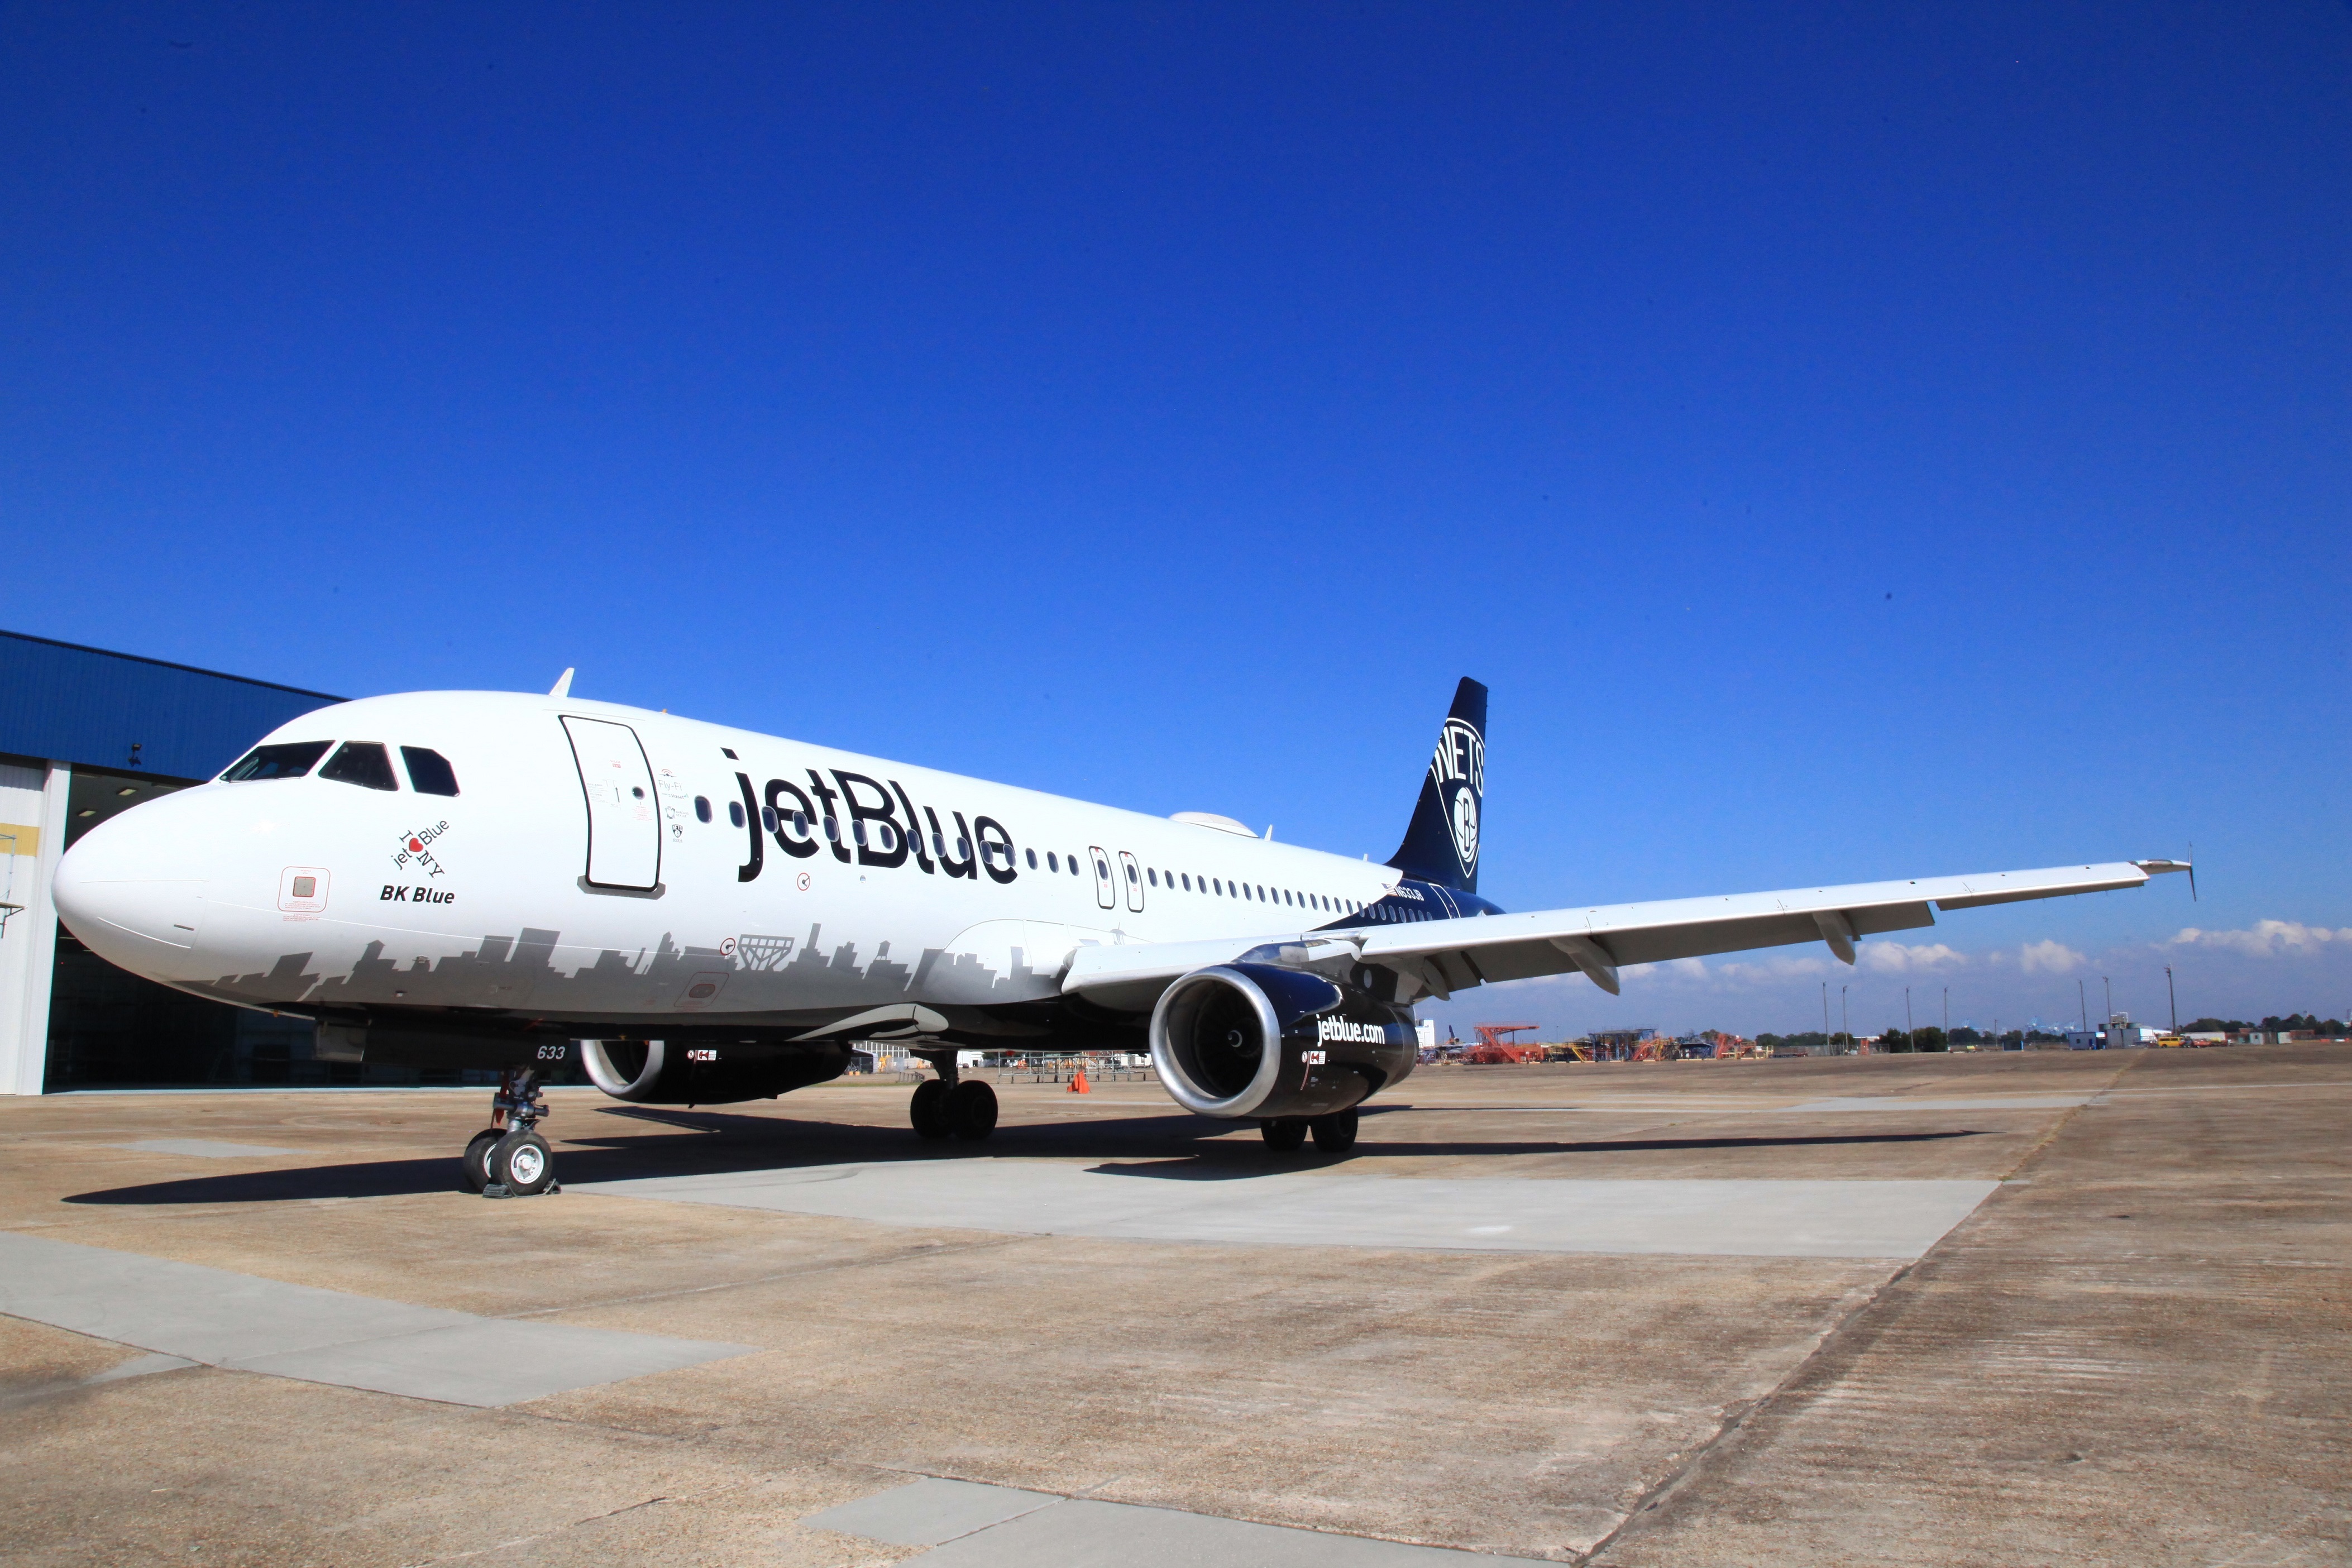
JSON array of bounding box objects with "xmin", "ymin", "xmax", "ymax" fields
[{"xmin": 54, "ymin": 799, "xmax": 212, "ymax": 978}]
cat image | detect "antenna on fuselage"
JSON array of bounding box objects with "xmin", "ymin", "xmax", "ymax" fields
[{"xmin": 549, "ymin": 667, "xmax": 575, "ymax": 699}]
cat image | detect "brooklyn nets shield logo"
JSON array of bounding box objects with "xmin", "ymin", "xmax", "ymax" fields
[{"xmin": 1432, "ymin": 718, "xmax": 1484, "ymax": 877}]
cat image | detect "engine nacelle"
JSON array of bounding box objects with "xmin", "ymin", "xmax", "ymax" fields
[
  {"xmin": 581, "ymin": 1039, "xmax": 853, "ymax": 1104},
  {"xmin": 1149, "ymin": 962, "xmax": 1417, "ymax": 1120}
]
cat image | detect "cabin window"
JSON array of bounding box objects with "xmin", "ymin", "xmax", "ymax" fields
[
  {"xmin": 694, "ymin": 796, "xmax": 711, "ymax": 823},
  {"xmin": 1046, "ymin": 852, "xmax": 1058, "ymax": 872},
  {"xmin": 853, "ymin": 820, "xmax": 868, "ymax": 847},
  {"xmin": 793, "ymin": 811, "xmax": 810, "ymax": 836},
  {"xmin": 400, "ymin": 747, "xmax": 460, "ymax": 796},
  {"xmin": 729, "ymin": 801, "xmax": 745, "ymax": 828},
  {"xmin": 1070, "ymin": 855, "xmax": 1081, "ymax": 875},
  {"xmin": 1180, "ymin": 873, "xmax": 1190, "ymax": 891},
  {"xmin": 1146, "ymin": 867, "xmax": 1156, "ymax": 886},
  {"xmin": 825, "ymin": 816, "xmax": 840, "ymax": 842},
  {"xmin": 319, "ymin": 742, "xmax": 399, "ymax": 791},
  {"xmin": 1125, "ymin": 862, "xmax": 1137, "ymax": 883},
  {"xmin": 221, "ymin": 740, "xmax": 332, "ymax": 781},
  {"xmin": 1026, "ymin": 849, "xmax": 1038, "ymax": 869},
  {"xmin": 762, "ymin": 806, "xmax": 779, "ymax": 833}
]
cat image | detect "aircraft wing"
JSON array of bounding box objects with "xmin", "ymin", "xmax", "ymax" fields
[{"xmin": 1062, "ymin": 859, "xmax": 2191, "ymax": 1011}]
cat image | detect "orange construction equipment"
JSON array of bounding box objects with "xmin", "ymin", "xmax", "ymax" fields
[
  {"xmin": 1068, "ymin": 1068, "xmax": 1091, "ymax": 1093},
  {"xmin": 1474, "ymin": 1022, "xmax": 1542, "ymax": 1051}
]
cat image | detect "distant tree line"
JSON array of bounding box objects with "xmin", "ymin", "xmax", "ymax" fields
[{"xmin": 2183, "ymin": 1014, "xmax": 2346, "ymax": 1035}]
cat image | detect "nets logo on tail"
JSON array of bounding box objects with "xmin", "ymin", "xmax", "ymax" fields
[{"xmin": 1385, "ymin": 678, "xmax": 1488, "ymax": 894}]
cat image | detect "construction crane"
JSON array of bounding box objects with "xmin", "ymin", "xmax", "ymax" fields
[{"xmin": 1474, "ymin": 1022, "xmax": 1541, "ymax": 1051}]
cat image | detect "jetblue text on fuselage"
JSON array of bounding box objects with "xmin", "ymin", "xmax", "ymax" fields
[{"xmin": 730, "ymin": 767, "xmax": 1018, "ymax": 887}]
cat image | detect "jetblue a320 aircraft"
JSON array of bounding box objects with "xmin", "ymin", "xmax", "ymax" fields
[{"xmin": 54, "ymin": 676, "xmax": 2187, "ymax": 1196}]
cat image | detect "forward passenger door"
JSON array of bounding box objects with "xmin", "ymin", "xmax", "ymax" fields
[{"xmin": 562, "ymin": 716, "xmax": 662, "ymax": 890}]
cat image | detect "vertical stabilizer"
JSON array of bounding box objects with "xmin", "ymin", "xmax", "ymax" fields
[{"xmin": 1385, "ymin": 677, "xmax": 1486, "ymax": 893}]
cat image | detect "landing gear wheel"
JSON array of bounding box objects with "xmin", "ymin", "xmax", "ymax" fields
[
  {"xmin": 910, "ymin": 1077, "xmax": 953, "ymax": 1140},
  {"xmin": 1310, "ymin": 1108, "xmax": 1360, "ymax": 1153},
  {"xmin": 461, "ymin": 1127, "xmax": 503, "ymax": 1193},
  {"xmin": 1260, "ymin": 1118, "xmax": 1308, "ymax": 1151},
  {"xmin": 948, "ymin": 1079, "xmax": 998, "ymax": 1141},
  {"xmin": 489, "ymin": 1130, "xmax": 557, "ymax": 1196}
]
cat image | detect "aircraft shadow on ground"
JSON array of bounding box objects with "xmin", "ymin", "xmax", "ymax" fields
[
  {"xmin": 60, "ymin": 1099, "xmax": 1987, "ymax": 1206},
  {"xmin": 1082, "ymin": 1130, "xmax": 1987, "ymax": 1179}
]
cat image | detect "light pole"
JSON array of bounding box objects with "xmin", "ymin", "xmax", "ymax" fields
[
  {"xmin": 2104, "ymin": 976, "xmax": 2114, "ymax": 1027},
  {"xmin": 1823, "ymin": 982, "xmax": 1831, "ymax": 1051},
  {"xmin": 2166, "ymin": 965, "xmax": 2177, "ymax": 1034},
  {"xmin": 1906, "ymin": 986, "xmax": 1913, "ymax": 1041},
  {"xmin": 1842, "ymin": 984, "xmax": 1849, "ymax": 1054},
  {"xmin": 2078, "ymin": 979, "xmax": 2088, "ymax": 1032},
  {"xmin": 1943, "ymin": 986, "xmax": 1949, "ymax": 1042}
]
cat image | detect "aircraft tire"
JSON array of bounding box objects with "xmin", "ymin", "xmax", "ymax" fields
[
  {"xmin": 490, "ymin": 1130, "xmax": 558, "ymax": 1196},
  {"xmin": 1310, "ymin": 1109, "xmax": 1359, "ymax": 1153},
  {"xmin": 910, "ymin": 1078, "xmax": 953, "ymax": 1140},
  {"xmin": 1260, "ymin": 1118, "xmax": 1308, "ymax": 1151},
  {"xmin": 461, "ymin": 1127, "xmax": 503, "ymax": 1193},
  {"xmin": 948, "ymin": 1079, "xmax": 998, "ymax": 1141}
]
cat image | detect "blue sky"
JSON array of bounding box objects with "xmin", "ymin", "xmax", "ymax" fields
[{"xmin": 6, "ymin": 4, "xmax": 2346, "ymax": 1035}]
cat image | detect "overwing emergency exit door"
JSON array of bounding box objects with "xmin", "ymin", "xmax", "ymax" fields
[
  {"xmin": 562, "ymin": 716, "xmax": 662, "ymax": 890},
  {"xmin": 1088, "ymin": 845, "xmax": 1116, "ymax": 910},
  {"xmin": 1118, "ymin": 850, "xmax": 1145, "ymax": 912}
]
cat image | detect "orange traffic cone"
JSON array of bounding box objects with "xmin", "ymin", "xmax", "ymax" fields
[{"xmin": 1068, "ymin": 1069, "xmax": 1091, "ymax": 1094}]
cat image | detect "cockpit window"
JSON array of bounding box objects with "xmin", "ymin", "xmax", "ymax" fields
[
  {"xmin": 400, "ymin": 746, "xmax": 460, "ymax": 796},
  {"xmin": 319, "ymin": 742, "xmax": 400, "ymax": 791},
  {"xmin": 220, "ymin": 741, "xmax": 333, "ymax": 781}
]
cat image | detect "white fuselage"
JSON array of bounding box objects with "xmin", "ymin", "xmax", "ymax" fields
[{"xmin": 56, "ymin": 691, "xmax": 1427, "ymax": 1036}]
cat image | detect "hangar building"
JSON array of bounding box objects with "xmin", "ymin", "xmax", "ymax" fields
[{"xmin": 0, "ymin": 630, "xmax": 343, "ymax": 1093}]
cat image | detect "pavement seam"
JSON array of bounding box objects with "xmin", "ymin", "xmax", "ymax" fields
[
  {"xmin": 389, "ymin": 1471, "xmax": 782, "ymax": 1567},
  {"xmin": 1570, "ymin": 1065, "xmax": 2140, "ymax": 1566},
  {"xmin": 491, "ymin": 1232, "xmax": 1031, "ymax": 1320},
  {"xmin": 1565, "ymin": 1258, "xmax": 1916, "ymax": 1567}
]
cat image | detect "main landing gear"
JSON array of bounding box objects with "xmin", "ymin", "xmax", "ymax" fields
[
  {"xmin": 461, "ymin": 1066, "xmax": 560, "ymax": 1198},
  {"xmin": 1260, "ymin": 1108, "xmax": 1359, "ymax": 1154},
  {"xmin": 910, "ymin": 1054, "xmax": 997, "ymax": 1142}
]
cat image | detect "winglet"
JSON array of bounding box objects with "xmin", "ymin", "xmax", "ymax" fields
[
  {"xmin": 2134, "ymin": 855, "xmax": 2196, "ymax": 902},
  {"xmin": 549, "ymin": 667, "xmax": 575, "ymax": 699}
]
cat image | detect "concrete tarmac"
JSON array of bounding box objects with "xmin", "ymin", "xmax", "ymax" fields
[{"xmin": 1, "ymin": 1045, "xmax": 2345, "ymax": 1565}]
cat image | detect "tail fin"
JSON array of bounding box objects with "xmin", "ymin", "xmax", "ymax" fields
[{"xmin": 1385, "ymin": 677, "xmax": 1486, "ymax": 893}]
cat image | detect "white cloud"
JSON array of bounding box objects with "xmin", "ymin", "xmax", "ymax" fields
[
  {"xmin": 2016, "ymin": 939, "xmax": 2086, "ymax": 975},
  {"xmin": 2167, "ymin": 920, "xmax": 2352, "ymax": 959},
  {"xmin": 1857, "ymin": 941, "xmax": 1964, "ymax": 975}
]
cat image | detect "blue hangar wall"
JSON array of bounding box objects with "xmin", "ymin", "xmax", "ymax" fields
[{"xmin": 0, "ymin": 630, "xmax": 364, "ymax": 1091}]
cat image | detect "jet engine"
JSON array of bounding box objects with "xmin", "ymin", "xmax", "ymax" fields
[
  {"xmin": 580, "ymin": 1039, "xmax": 854, "ymax": 1105},
  {"xmin": 1149, "ymin": 962, "xmax": 1417, "ymax": 1120}
]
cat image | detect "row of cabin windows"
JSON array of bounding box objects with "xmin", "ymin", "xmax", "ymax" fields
[
  {"xmin": 639, "ymin": 791, "xmax": 1441, "ymax": 922},
  {"xmin": 221, "ymin": 741, "xmax": 459, "ymax": 796}
]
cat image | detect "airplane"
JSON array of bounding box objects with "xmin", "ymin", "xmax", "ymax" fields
[{"xmin": 52, "ymin": 675, "xmax": 2190, "ymax": 1197}]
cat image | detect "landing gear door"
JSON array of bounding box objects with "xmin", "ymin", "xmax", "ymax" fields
[
  {"xmin": 562, "ymin": 716, "xmax": 662, "ymax": 890},
  {"xmin": 1118, "ymin": 849, "xmax": 1145, "ymax": 912},
  {"xmin": 1088, "ymin": 845, "xmax": 1116, "ymax": 910}
]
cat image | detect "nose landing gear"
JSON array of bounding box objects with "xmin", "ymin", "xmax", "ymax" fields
[{"xmin": 460, "ymin": 1067, "xmax": 561, "ymax": 1197}]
